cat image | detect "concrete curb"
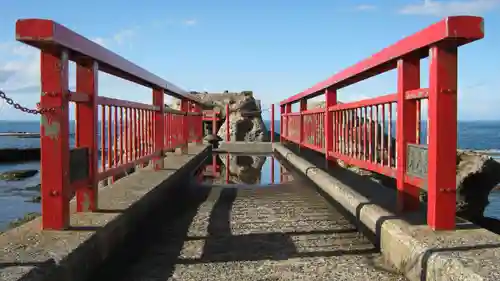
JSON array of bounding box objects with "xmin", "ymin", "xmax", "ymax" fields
[
  {"xmin": 273, "ymin": 143, "xmax": 500, "ymax": 281},
  {"xmin": 0, "ymin": 144, "xmax": 211, "ymax": 281}
]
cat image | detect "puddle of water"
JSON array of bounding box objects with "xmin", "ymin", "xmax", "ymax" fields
[{"xmin": 196, "ymin": 153, "xmax": 294, "ymax": 186}]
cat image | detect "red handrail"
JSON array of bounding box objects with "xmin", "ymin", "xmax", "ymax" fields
[
  {"xmin": 16, "ymin": 19, "xmax": 200, "ymax": 102},
  {"xmin": 279, "ymin": 16, "xmax": 485, "ymax": 231},
  {"xmin": 280, "ymin": 16, "xmax": 483, "ymax": 105},
  {"xmin": 15, "ymin": 19, "xmax": 204, "ymax": 230}
]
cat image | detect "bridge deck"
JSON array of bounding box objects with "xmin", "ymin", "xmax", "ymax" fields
[{"xmin": 89, "ymin": 163, "xmax": 406, "ymax": 281}]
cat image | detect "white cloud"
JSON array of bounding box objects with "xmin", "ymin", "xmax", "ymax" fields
[
  {"xmin": 399, "ymin": 0, "xmax": 500, "ymax": 16},
  {"xmin": 0, "ymin": 25, "xmax": 145, "ymax": 120},
  {"xmin": 0, "ymin": 45, "xmax": 39, "ymax": 93},
  {"xmin": 89, "ymin": 27, "xmax": 138, "ymax": 49},
  {"xmin": 112, "ymin": 28, "xmax": 137, "ymax": 45},
  {"xmin": 355, "ymin": 4, "xmax": 377, "ymax": 11},
  {"xmin": 183, "ymin": 19, "xmax": 197, "ymax": 26}
]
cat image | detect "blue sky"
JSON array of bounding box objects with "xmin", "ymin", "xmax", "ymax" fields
[{"xmin": 0, "ymin": 0, "xmax": 499, "ymax": 120}]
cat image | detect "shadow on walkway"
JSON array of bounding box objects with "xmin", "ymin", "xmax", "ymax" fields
[
  {"xmin": 178, "ymin": 187, "xmax": 377, "ymax": 265},
  {"xmin": 87, "ymin": 181, "xmax": 211, "ymax": 281}
]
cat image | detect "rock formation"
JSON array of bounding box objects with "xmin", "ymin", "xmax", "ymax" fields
[
  {"xmin": 0, "ymin": 169, "xmax": 38, "ymax": 181},
  {"xmin": 455, "ymin": 151, "xmax": 500, "ymax": 220},
  {"xmin": 170, "ymin": 91, "xmax": 269, "ymax": 142}
]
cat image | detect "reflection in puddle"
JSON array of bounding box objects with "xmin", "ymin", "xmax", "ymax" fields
[{"xmin": 196, "ymin": 154, "xmax": 293, "ymax": 186}]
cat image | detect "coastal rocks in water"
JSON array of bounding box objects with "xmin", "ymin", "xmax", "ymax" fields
[
  {"xmin": 0, "ymin": 169, "xmax": 38, "ymax": 181},
  {"xmin": 0, "ymin": 148, "xmax": 41, "ymax": 163},
  {"xmin": 26, "ymin": 195, "xmax": 41, "ymax": 203},
  {"xmin": 455, "ymin": 150, "xmax": 500, "ymax": 220},
  {"xmin": 25, "ymin": 184, "xmax": 41, "ymax": 191}
]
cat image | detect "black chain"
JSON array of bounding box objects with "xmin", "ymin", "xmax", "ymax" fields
[{"xmin": 0, "ymin": 90, "xmax": 55, "ymax": 115}]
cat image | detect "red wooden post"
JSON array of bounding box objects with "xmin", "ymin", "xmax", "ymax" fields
[
  {"xmin": 427, "ymin": 45, "xmax": 458, "ymax": 230},
  {"xmin": 212, "ymin": 155, "xmax": 217, "ymax": 177},
  {"xmin": 280, "ymin": 105, "xmax": 284, "ymax": 143},
  {"xmin": 75, "ymin": 60, "xmax": 98, "ymax": 213},
  {"xmin": 324, "ymin": 88, "xmax": 337, "ymax": 168},
  {"xmin": 225, "ymin": 103, "xmax": 230, "ymax": 141},
  {"xmin": 299, "ymin": 100, "xmax": 307, "ymax": 147},
  {"xmin": 396, "ymin": 58, "xmax": 420, "ymax": 212},
  {"xmin": 271, "ymin": 156, "xmax": 275, "ymax": 184},
  {"xmin": 285, "ymin": 104, "xmax": 291, "ymax": 140},
  {"xmin": 188, "ymin": 101, "xmax": 192, "ymax": 142},
  {"xmin": 153, "ymin": 88, "xmax": 164, "ymax": 169},
  {"xmin": 180, "ymin": 99, "xmax": 189, "ymax": 153},
  {"xmin": 225, "ymin": 153, "xmax": 230, "ymax": 183},
  {"xmin": 212, "ymin": 110, "xmax": 217, "ymax": 136},
  {"xmin": 195, "ymin": 104, "xmax": 202, "ymax": 144},
  {"xmin": 270, "ymin": 104, "xmax": 275, "ymax": 142},
  {"xmin": 40, "ymin": 50, "xmax": 70, "ymax": 230}
]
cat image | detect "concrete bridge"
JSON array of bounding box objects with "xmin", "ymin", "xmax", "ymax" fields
[{"xmin": 1, "ymin": 16, "xmax": 498, "ymax": 281}]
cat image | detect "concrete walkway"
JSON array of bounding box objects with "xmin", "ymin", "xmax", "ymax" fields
[
  {"xmin": 0, "ymin": 144, "xmax": 210, "ymax": 281},
  {"xmin": 88, "ymin": 161, "xmax": 406, "ymax": 281}
]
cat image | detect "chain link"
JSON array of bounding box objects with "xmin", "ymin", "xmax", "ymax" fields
[{"xmin": 0, "ymin": 90, "xmax": 55, "ymax": 115}]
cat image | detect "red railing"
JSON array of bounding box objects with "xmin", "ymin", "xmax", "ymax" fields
[
  {"xmin": 279, "ymin": 16, "xmax": 484, "ymax": 230},
  {"xmin": 15, "ymin": 19, "xmax": 204, "ymax": 230},
  {"xmin": 203, "ymin": 110, "xmax": 220, "ymax": 121}
]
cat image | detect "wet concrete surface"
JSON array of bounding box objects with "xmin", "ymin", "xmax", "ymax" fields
[{"xmin": 87, "ymin": 154, "xmax": 407, "ymax": 281}]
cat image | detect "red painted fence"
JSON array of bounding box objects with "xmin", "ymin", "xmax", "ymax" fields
[
  {"xmin": 15, "ymin": 19, "xmax": 204, "ymax": 230},
  {"xmin": 279, "ymin": 16, "xmax": 484, "ymax": 230}
]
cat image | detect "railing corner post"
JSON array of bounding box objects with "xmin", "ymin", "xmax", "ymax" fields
[
  {"xmin": 40, "ymin": 50, "xmax": 71, "ymax": 230},
  {"xmin": 270, "ymin": 104, "xmax": 275, "ymax": 142},
  {"xmin": 194, "ymin": 103, "xmax": 203, "ymax": 144},
  {"xmin": 299, "ymin": 100, "xmax": 307, "ymax": 149},
  {"xmin": 324, "ymin": 88, "xmax": 337, "ymax": 168},
  {"xmin": 225, "ymin": 103, "xmax": 230, "ymax": 142},
  {"xmin": 427, "ymin": 45, "xmax": 458, "ymax": 230},
  {"xmin": 153, "ymin": 88, "xmax": 165, "ymax": 169},
  {"xmin": 280, "ymin": 104, "xmax": 284, "ymax": 143},
  {"xmin": 180, "ymin": 99, "xmax": 189, "ymax": 154},
  {"xmin": 75, "ymin": 59, "xmax": 99, "ymax": 214},
  {"xmin": 396, "ymin": 57, "xmax": 421, "ymax": 213}
]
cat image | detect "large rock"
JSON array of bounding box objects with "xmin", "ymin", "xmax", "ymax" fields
[
  {"xmin": 170, "ymin": 91, "xmax": 269, "ymax": 142},
  {"xmin": 0, "ymin": 169, "xmax": 38, "ymax": 181},
  {"xmin": 455, "ymin": 150, "xmax": 500, "ymax": 220}
]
